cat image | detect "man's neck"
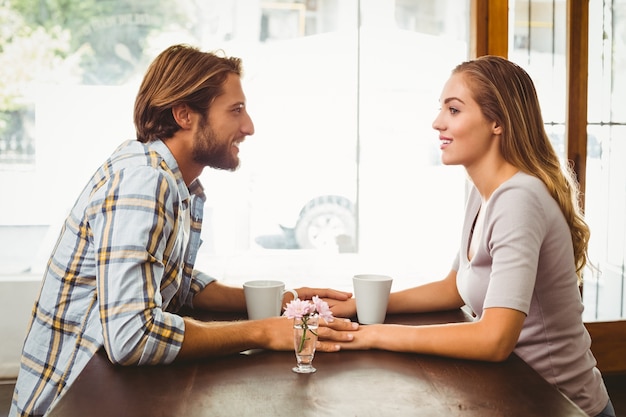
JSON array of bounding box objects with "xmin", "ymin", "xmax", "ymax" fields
[{"xmin": 160, "ymin": 137, "xmax": 202, "ymax": 186}]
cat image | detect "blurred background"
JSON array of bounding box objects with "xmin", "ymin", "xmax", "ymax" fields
[{"xmin": 1, "ymin": 2, "xmax": 625, "ymax": 380}]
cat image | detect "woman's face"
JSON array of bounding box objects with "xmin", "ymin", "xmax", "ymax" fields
[{"xmin": 432, "ymin": 73, "xmax": 500, "ymax": 170}]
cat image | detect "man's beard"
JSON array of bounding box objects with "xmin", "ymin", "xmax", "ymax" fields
[{"xmin": 192, "ymin": 116, "xmax": 240, "ymax": 171}]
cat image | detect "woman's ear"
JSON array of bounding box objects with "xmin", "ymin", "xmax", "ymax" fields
[
  {"xmin": 171, "ymin": 104, "xmax": 193, "ymax": 129},
  {"xmin": 492, "ymin": 122, "xmax": 503, "ymax": 136}
]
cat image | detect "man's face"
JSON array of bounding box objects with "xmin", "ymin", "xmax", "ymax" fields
[{"xmin": 192, "ymin": 73, "xmax": 254, "ymax": 171}]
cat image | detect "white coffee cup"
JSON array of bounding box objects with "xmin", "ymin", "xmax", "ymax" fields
[
  {"xmin": 243, "ymin": 280, "xmax": 298, "ymax": 320},
  {"xmin": 352, "ymin": 274, "xmax": 393, "ymax": 324}
]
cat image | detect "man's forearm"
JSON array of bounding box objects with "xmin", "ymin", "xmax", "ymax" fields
[
  {"xmin": 192, "ymin": 281, "xmax": 247, "ymax": 312},
  {"xmin": 175, "ymin": 316, "xmax": 287, "ymax": 359}
]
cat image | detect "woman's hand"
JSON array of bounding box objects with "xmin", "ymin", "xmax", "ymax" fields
[
  {"xmin": 316, "ymin": 317, "xmax": 359, "ymax": 352},
  {"xmin": 262, "ymin": 316, "xmax": 359, "ymax": 352},
  {"xmin": 325, "ymin": 297, "xmax": 357, "ymax": 319}
]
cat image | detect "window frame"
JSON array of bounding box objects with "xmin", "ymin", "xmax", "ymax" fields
[{"xmin": 470, "ymin": 0, "xmax": 625, "ymax": 373}]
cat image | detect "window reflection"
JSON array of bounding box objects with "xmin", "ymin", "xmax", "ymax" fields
[
  {"xmin": 585, "ymin": 0, "xmax": 626, "ymax": 320},
  {"xmin": 511, "ymin": 0, "xmax": 626, "ymax": 321},
  {"xmin": 0, "ymin": 0, "xmax": 469, "ymax": 293}
]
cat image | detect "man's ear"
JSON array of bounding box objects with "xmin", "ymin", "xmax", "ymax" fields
[{"xmin": 172, "ymin": 104, "xmax": 193, "ymax": 129}]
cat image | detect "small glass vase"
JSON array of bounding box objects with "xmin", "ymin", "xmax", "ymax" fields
[{"xmin": 292, "ymin": 314, "xmax": 319, "ymax": 373}]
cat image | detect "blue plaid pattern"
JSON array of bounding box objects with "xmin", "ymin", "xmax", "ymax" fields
[{"xmin": 11, "ymin": 140, "xmax": 214, "ymax": 417}]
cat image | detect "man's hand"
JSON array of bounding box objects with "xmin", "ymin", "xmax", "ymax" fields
[
  {"xmin": 284, "ymin": 287, "xmax": 356, "ymax": 320},
  {"xmin": 262, "ymin": 316, "xmax": 359, "ymax": 352},
  {"xmin": 292, "ymin": 287, "xmax": 352, "ymax": 302}
]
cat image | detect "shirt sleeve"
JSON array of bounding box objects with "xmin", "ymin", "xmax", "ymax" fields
[
  {"xmin": 187, "ymin": 270, "xmax": 217, "ymax": 308},
  {"xmin": 482, "ymin": 182, "xmax": 547, "ymax": 314},
  {"xmin": 88, "ymin": 165, "xmax": 185, "ymax": 366}
]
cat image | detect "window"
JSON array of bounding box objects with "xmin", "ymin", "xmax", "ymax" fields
[
  {"xmin": 0, "ymin": 1, "xmax": 470, "ymax": 293},
  {"xmin": 510, "ymin": 0, "xmax": 626, "ymax": 321},
  {"xmin": 584, "ymin": 0, "xmax": 626, "ymax": 320}
]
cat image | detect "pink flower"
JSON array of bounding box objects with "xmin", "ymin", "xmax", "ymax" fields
[
  {"xmin": 283, "ymin": 296, "xmax": 334, "ymax": 322},
  {"xmin": 312, "ymin": 296, "xmax": 334, "ymax": 322},
  {"xmin": 283, "ymin": 298, "xmax": 314, "ymax": 319},
  {"xmin": 284, "ymin": 296, "xmax": 334, "ymax": 354}
]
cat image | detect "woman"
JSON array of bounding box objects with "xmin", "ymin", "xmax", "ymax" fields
[{"xmin": 331, "ymin": 56, "xmax": 614, "ymax": 417}]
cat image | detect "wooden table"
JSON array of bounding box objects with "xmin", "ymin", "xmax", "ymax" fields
[{"xmin": 47, "ymin": 310, "xmax": 586, "ymax": 417}]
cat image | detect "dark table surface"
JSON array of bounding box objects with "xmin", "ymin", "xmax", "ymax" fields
[{"xmin": 48, "ymin": 310, "xmax": 586, "ymax": 417}]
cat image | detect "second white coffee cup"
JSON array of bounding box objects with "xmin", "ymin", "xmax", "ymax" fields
[
  {"xmin": 243, "ymin": 280, "xmax": 298, "ymax": 320},
  {"xmin": 353, "ymin": 274, "xmax": 393, "ymax": 324}
]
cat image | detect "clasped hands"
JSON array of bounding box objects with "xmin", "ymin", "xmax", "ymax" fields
[{"xmin": 281, "ymin": 286, "xmax": 359, "ymax": 352}]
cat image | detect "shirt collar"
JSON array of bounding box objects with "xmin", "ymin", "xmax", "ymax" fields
[{"xmin": 147, "ymin": 139, "xmax": 205, "ymax": 202}]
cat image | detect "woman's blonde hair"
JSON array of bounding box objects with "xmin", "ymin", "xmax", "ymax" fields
[{"xmin": 453, "ymin": 55, "xmax": 590, "ymax": 281}]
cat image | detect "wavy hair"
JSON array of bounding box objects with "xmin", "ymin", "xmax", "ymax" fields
[
  {"xmin": 453, "ymin": 55, "xmax": 590, "ymax": 281},
  {"xmin": 134, "ymin": 44, "xmax": 242, "ymax": 143}
]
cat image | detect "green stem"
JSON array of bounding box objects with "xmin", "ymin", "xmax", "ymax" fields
[
  {"xmin": 297, "ymin": 316, "xmax": 319, "ymax": 353},
  {"xmin": 298, "ymin": 317, "xmax": 308, "ymax": 353}
]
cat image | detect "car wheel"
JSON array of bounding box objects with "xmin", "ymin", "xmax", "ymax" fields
[{"xmin": 294, "ymin": 195, "xmax": 356, "ymax": 251}]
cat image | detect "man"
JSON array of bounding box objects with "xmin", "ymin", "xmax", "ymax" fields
[{"xmin": 10, "ymin": 44, "xmax": 357, "ymax": 417}]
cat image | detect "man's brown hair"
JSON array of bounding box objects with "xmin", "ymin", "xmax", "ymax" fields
[{"xmin": 134, "ymin": 44, "xmax": 242, "ymax": 143}]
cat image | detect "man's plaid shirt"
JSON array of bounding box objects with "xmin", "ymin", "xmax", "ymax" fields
[{"xmin": 11, "ymin": 140, "xmax": 214, "ymax": 417}]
